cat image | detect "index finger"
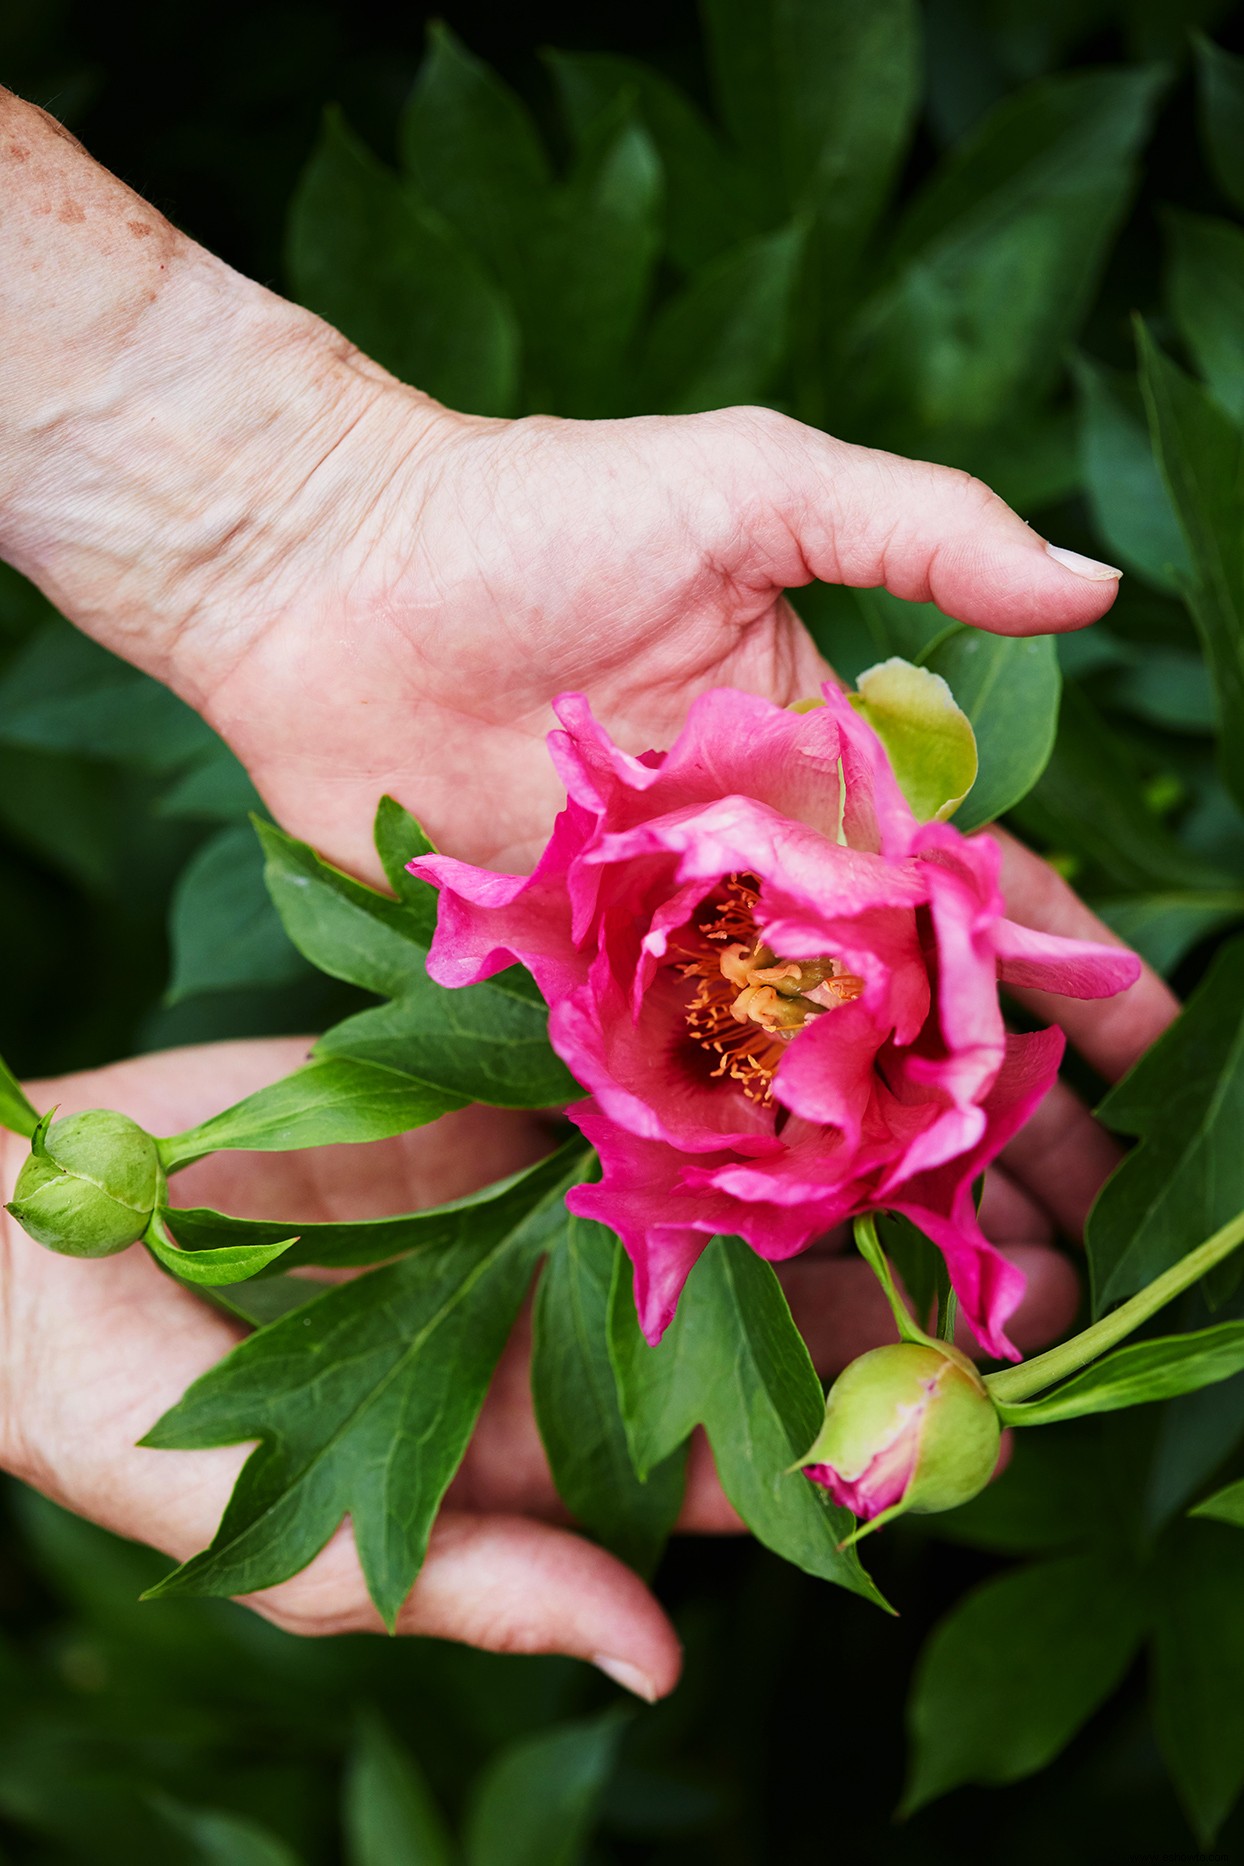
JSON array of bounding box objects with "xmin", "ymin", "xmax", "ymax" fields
[{"xmin": 993, "ymin": 828, "xmax": 1179, "ymax": 1082}]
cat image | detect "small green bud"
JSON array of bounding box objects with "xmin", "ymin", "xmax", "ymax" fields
[
  {"xmin": 795, "ymin": 1341, "xmax": 1000, "ymax": 1537},
  {"xmin": 6, "ymin": 1110, "xmax": 160, "ymax": 1257}
]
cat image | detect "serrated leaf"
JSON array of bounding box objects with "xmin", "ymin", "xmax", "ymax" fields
[
  {"xmin": 1088, "ymin": 938, "xmax": 1244, "ymax": 1311},
  {"xmin": 399, "ymin": 22, "xmax": 550, "ymax": 289},
  {"xmin": 607, "ymin": 1237, "xmax": 887, "ymax": 1607},
  {"xmin": 259, "ymin": 816, "xmax": 575, "ymax": 1108},
  {"xmin": 997, "ymin": 1322, "xmax": 1244, "ymax": 1427},
  {"xmin": 141, "ymin": 1149, "xmax": 580, "ymax": 1628},
  {"xmin": 919, "ymin": 628, "xmax": 1060, "ymax": 829},
  {"xmin": 0, "ymin": 1048, "xmax": 38, "ymax": 1139},
  {"xmin": 851, "ymin": 657, "xmax": 978, "ymax": 822},
  {"xmin": 901, "ymin": 1554, "xmax": 1146, "ymax": 1812},
  {"xmin": 1073, "ymin": 353, "xmax": 1190, "ymax": 593},
  {"xmin": 287, "ymin": 107, "xmax": 518, "ymax": 416},
  {"xmin": 532, "ymin": 1211, "xmax": 686, "ymax": 1576},
  {"xmin": 167, "ymin": 825, "xmax": 312, "ymax": 1003},
  {"xmin": 1152, "ymin": 1523, "xmax": 1244, "ymax": 1845},
  {"xmin": 464, "ymin": 1712, "xmax": 626, "ymax": 1866},
  {"xmin": 164, "ymin": 1148, "xmax": 586, "ymax": 1274},
  {"xmin": 343, "ymin": 1713, "xmax": 454, "ymax": 1866},
  {"xmin": 145, "ymin": 1209, "xmax": 296, "ymax": 1288},
  {"xmin": 638, "ymin": 225, "xmax": 803, "ymax": 414},
  {"xmin": 161, "ymin": 1056, "xmax": 461, "ymax": 1171},
  {"xmin": 1139, "ymin": 327, "xmax": 1244, "ymax": 812}
]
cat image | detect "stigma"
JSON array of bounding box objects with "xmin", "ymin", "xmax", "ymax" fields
[{"xmin": 676, "ymin": 876, "xmax": 863, "ymax": 1103}]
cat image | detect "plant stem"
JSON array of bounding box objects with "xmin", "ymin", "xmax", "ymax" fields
[
  {"xmin": 986, "ymin": 1206, "xmax": 1244, "ymax": 1405},
  {"xmin": 853, "ymin": 1215, "xmax": 937, "ymax": 1348}
]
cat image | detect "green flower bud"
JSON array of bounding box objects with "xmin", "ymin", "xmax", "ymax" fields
[
  {"xmin": 795, "ymin": 1341, "xmax": 1000, "ymax": 1538},
  {"xmin": 6, "ymin": 1110, "xmax": 160, "ymax": 1257}
]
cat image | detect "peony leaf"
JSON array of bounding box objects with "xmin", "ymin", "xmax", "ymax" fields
[
  {"xmin": 532, "ymin": 1212, "xmax": 687, "ymax": 1577},
  {"xmin": 1087, "ymin": 938, "xmax": 1244, "ymax": 1312},
  {"xmin": 850, "ymin": 656, "xmax": 978, "ymax": 822},
  {"xmin": 140, "ymin": 1148, "xmax": 580, "ymax": 1630},
  {"xmin": 343, "ymin": 1713, "xmax": 454, "ymax": 1866},
  {"xmin": 464, "ymin": 1712, "xmax": 627, "ymax": 1866},
  {"xmin": 144, "ymin": 1210, "xmax": 297, "ymax": 1289},
  {"xmin": 258, "ymin": 813, "xmax": 575, "ymax": 1108},
  {"xmin": 0, "ymin": 1047, "xmax": 38, "ymax": 1140},
  {"xmin": 901, "ymin": 1554, "xmax": 1147, "ymax": 1812},
  {"xmin": 608, "ymin": 1236, "xmax": 889, "ymax": 1608},
  {"xmin": 994, "ymin": 1322, "xmax": 1244, "ymax": 1427},
  {"xmin": 1152, "ymin": 1522, "xmax": 1244, "ymax": 1846},
  {"xmin": 919, "ymin": 628, "xmax": 1060, "ymax": 830},
  {"xmin": 1191, "ymin": 1475, "xmax": 1244, "ymax": 1528},
  {"xmin": 160, "ymin": 1056, "xmax": 461, "ymax": 1171}
]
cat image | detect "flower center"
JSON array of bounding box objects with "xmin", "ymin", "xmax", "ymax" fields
[{"xmin": 676, "ymin": 875, "xmax": 863, "ymax": 1104}]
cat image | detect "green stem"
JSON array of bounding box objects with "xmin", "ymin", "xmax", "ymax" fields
[
  {"xmin": 986, "ymin": 1206, "xmax": 1244, "ymax": 1406},
  {"xmin": 853, "ymin": 1215, "xmax": 937, "ymax": 1349}
]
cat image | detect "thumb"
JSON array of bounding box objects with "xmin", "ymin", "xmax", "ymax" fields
[{"xmin": 719, "ymin": 408, "xmax": 1121, "ymax": 636}]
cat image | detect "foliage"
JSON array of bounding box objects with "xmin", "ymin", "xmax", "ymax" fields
[{"xmin": 6, "ymin": 1, "xmax": 1244, "ymax": 1861}]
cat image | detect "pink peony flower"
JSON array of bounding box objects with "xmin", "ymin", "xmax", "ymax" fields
[{"xmin": 412, "ymin": 685, "xmax": 1139, "ymax": 1360}]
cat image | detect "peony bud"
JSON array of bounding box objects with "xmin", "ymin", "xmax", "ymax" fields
[
  {"xmin": 796, "ymin": 1341, "xmax": 1000, "ymax": 1534},
  {"xmin": 6, "ymin": 1110, "xmax": 160, "ymax": 1257}
]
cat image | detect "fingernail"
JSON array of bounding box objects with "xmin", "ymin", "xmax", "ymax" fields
[
  {"xmin": 1044, "ymin": 542, "xmax": 1122, "ymax": 581},
  {"xmin": 592, "ymin": 1654, "xmax": 658, "ymax": 1702}
]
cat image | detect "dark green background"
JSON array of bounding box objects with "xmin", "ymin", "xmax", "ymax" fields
[{"xmin": 5, "ymin": 1, "xmax": 1244, "ymax": 1859}]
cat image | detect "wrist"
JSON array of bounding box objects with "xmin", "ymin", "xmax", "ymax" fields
[{"xmin": 0, "ymin": 90, "xmax": 461, "ymax": 698}]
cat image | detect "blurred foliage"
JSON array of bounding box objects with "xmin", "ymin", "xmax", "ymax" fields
[{"xmin": 7, "ymin": 0, "xmax": 1244, "ymax": 1858}]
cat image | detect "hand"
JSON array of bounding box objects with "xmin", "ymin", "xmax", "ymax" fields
[{"xmin": 0, "ymin": 1013, "xmax": 1148, "ymax": 1696}]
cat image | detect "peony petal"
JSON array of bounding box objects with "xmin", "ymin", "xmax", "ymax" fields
[{"xmin": 991, "ymin": 917, "xmax": 1142, "ymax": 997}]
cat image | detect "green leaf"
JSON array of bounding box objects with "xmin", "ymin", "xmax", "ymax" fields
[
  {"xmin": 1139, "ymin": 327, "xmax": 1244, "ymax": 811},
  {"xmin": 701, "ymin": 0, "xmax": 920, "ymax": 245},
  {"xmin": 141, "ymin": 1148, "xmax": 579, "ymax": 1628},
  {"xmin": 997, "ymin": 1322, "xmax": 1244, "ymax": 1426},
  {"xmin": 167, "ymin": 825, "xmax": 312, "ymax": 1002},
  {"xmin": 287, "ymin": 107, "xmax": 518, "ymax": 416},
  {"xmin": 1196, "ymin": 33, "xmax": 1244, "ymax": 214},
  {"xmin": 0, "ymin": 1048, "xmax": 38, "ymax": 1139},
  {"xmin": 164, "ymin": 1147, "xmax": 587, "ymax": 1274},
  {"xmin": 638, "ymin": 226, "xmax": 803, "ymax": 414},
  {"xmin": 156, "ymin": 742, "xmax": 262, "ymax": 822},
  {"xmin": 399, "ymin": 23, "xmax": 550, "ymax": 288},
  {"xmin": 1014, "ymin": 680, "xmax": 1228, "ymax": 894},
  {"xmin": 259, "ymin": 816, "xmax": 576, "ymax": 1109},
  {"xmin": 521, "ymin": 105, "xmax": 662, "ymax": 416},
  {"xmin": 850, "ymin": 657, "xmax": 978, "ymax": 822},
  {"xmin": 852, "ymin": 67, "xmax": 1164, "ymax": 438},
  {"xmin": 546, "ymin": 51, "xmax": 755, "ymax": 272},
  {"xmin": 343, "ymin": 1712, "xmax": 454, "ymax": 1866},
  {"xmin": 464, "ymin": 1712, "xmax": 626, "ymax": 1866},
  {"xmin": 153, "ymin": 1795, "xmax": 304, "ymax": 1866},
  {"xmin": 1073, "ymin": 354, "xmax": 1190, "ymax": 592},
  {"xmin": 901, "ymin": 1554, "xmax": 1146, "ymax": 1811},
  {"xmin": 372, "ymin": 795, "xmax": 437, "ymax": 926},
  {"xmin": 145, "ymin": 1209, "xmax": 296, "ymax": 1288},
  {"xmin": 1088, "ymin": 938, "xmax": 1244, "ymax": 1311},
  {"xmin": 1191, "ymin": 1474, "xmax": 1244, "ymax": 1527},
  {"xmin": 919, "ymin": 628, "xmax": 1060, "ymax": 830},
  {"xmin": 1165, "ymin": 210, "xmax": 1244, "ymax": 424},
  {"xmin": 1097, "ymin": 890, "xmax": 1244, "ymax": 977},
  {"xmin": 531, "ymin": 1211, "xmax": 686, "ymax": 1576},
  {"xmin": 161, "ymin": 1056, "xmax": 462, "ymax": 1170},
  {"xmin": 1152, "ymin": 1523, "xmax": 1244, "ymax": 1844},
  {"xmin": 607, "ymin": 1237, "xmax": 887, "ymax": 1607},
  {"xmin": 0, "ymin": 620, "xmax": 216, "ymax": 772}
]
